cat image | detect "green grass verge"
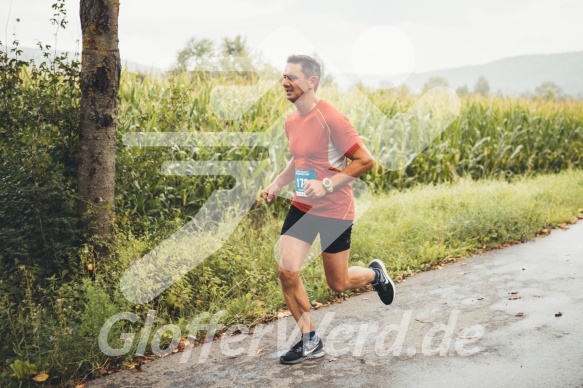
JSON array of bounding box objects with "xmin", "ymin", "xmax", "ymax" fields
[{"xmin": 351, "ymin": 169, "xmax": 583, "ymax": 278}]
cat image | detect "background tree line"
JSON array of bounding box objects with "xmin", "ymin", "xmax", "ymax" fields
[{"xmin": 424, "ymin": 75, "xmax": 573, "ymax": 100}]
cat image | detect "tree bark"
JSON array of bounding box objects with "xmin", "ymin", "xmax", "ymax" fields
[{"xmin": 78, "ymin": 0, "xmax": 121, "ymax": 259}]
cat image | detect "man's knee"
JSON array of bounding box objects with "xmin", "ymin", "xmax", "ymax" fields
[
  {"xmin": 326, "ymin": 278, "xmax": 348, "ymax": 293},
  {"xmin": 278, "ymin": 266, "xmax": 300, "ymax": 287}
]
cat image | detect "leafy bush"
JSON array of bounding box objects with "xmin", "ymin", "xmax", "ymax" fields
[{"xmin": 0, "ymin": 39, "xmax": 81, "ymax": 284}]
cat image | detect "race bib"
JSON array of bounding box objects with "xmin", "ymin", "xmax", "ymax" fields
[{"xmin": 295, "ymin": 169, "xmax": 316, "ymax": 197}]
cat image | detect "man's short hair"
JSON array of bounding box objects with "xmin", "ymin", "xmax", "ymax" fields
[{"xmin": 287, "ymin": 54, "xmax": 321, "ymax": 92}]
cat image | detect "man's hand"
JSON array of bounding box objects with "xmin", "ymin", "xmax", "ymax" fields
[
  {"xmin": 303, "ymin": 180, "xmax": 327, "ymax": 199},
  {"xmin": 261, "ymin": 180, "xmax": 282, "ymax": 203}
]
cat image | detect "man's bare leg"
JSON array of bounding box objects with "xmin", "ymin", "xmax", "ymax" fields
[
  {"xmin": 322, "ymin": 249, "xmax": 376, "ymax": 292},
  {"xmin": 278, "ymin": 235, "xmax": 314, "ymax": 334}
]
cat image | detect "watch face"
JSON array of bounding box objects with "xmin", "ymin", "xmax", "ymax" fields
[{"xmin": 323, "ymin": 178, "xmax": 333, "ymax": 192}]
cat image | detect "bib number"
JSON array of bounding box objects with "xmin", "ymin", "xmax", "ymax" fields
[{"xmin": 295, "ymin": 169, "xmax": 316, "ymax": 197}]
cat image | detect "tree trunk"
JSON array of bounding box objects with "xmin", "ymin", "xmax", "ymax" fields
[{"xmin": 78, "ymin": 0, "xmax": 121, "ymax": 259}]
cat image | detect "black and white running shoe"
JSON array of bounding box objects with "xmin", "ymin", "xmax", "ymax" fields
[
  {"xmin": 369, "ymin": 259, "xmax": 396, "ymax": 305},
  {"xmin": 280, "ymin": 336, "xmax": 325, "ymax": 364}
]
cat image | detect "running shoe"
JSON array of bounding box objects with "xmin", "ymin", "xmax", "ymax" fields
[
  {"xmin": 369, "ymin": 258, "xmax": 396, "ymax": 305},
  {"xmin": 280, "ymin": 335, "xmax": 325, "ymax": 364}
]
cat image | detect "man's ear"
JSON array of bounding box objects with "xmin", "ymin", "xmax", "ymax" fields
[{"xmin": 309, "ymin": 76, "xmax": 318, "ymax": 90}]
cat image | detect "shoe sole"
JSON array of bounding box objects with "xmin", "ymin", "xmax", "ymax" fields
[
  {"xmin": 279, "ymin": 349, "xmax": 325, "ymax": 364},
  {"xmin": 370, "ymin": 258, "xmax": 396, "ymax": 304}
]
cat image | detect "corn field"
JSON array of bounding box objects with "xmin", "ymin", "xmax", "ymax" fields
[{"xmin": 116, "ymin": 70, "xmax": 583, "ymax": 229}]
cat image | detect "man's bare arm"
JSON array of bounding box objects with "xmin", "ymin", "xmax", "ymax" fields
[
  {"xmin": 261, "ymin": 157, "xmax": 295, "ymax": 202},
  {"xmin": 303, "ymin": 146, "xmax": 374, "ymax": 199},
  {"xmin": 330, "ymin": 146, "xmax": 374, "ymax": 189}
]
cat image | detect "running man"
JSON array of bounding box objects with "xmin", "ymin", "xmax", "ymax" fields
[{"xmin": 261, "ymin": 55, "xmax": 396, "ymax": 364}]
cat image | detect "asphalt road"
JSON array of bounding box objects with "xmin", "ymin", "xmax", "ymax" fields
[{"xmin": 89, "ymin": 221, "xmax": 583, "ymax": 388}]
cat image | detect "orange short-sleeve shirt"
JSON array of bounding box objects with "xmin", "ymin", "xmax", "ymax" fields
[{"xmin": 284, "ymin": 99, "xmax": 364, "ymax": 220}]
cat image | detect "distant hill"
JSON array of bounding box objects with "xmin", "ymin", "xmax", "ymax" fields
[{"xmin": 400, "ymin": 51, "xmax": 583, "ymax": 98}]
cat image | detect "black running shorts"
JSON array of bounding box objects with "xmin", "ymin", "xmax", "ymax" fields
[{"xmin": 280, "ymin": 205, "xmax": 353, "ymax": 254}]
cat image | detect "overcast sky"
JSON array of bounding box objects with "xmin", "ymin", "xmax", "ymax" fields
[{"xmin": 3, "ymin": 0, "xmax": 583, "ymax": 79}]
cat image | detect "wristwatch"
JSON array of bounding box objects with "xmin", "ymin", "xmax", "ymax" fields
[{"xmin": 322, "ymin": 178, "xmax": 334, "ymax": 193}]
